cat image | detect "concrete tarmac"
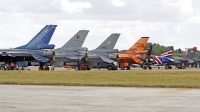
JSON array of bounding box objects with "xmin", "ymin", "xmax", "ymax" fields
[{"xmin": 0, "ymin": 85, "xmax": 200, "ymax": 112}]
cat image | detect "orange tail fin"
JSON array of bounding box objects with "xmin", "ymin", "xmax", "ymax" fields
[{"xmin": 127, "ymin": 37, "xmax": 149, "ymax": 52}]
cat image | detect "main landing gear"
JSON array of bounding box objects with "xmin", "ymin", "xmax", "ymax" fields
[
  {"xmin": 140, "ymin": 64, "xmax": 152, "ymax": 70},
  {"xmin": 142, "ymin": 65, "xmax": 152, "ymax": 70},
  {"xmin": 107, "ymin": 62, "xmax": 119, "ymax": 70},
  {"xmin": 39, "ymin": 62, "xmax": 52, "ymax": 71},
  {"xmin": 107, "ymin": 65, "xmax": 118, "ymax": 70},
  {"xmin": 165, "ymin": 65, "xmax": 172, "ymax": 69},
  {"xmin": 176, "ymin": 63, "xmax": 186, "ymax": 69},
  {"xmin": 120, "ymin": 66, "xmax": 130, "ymax": 70}
]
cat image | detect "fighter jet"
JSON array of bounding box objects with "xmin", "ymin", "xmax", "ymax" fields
[
  {"xmin": 84, "ymin": 33, "xmax": 120, "ymax": 70},
  {"xmin": 151, "ymin": 46, "xmax": 174, "ymax": 69},
  {"xmin": 193, "ymin": 54, "xmax": 200, "ymax": 62},
  {"xmin": 51, "ymin": 30, "xmax": 89, "ymax": 70},
  {"xmin": 168, "ymin": 47, "xmax": 197, "ymax": 69},
  {"xmin": 0, "ymin": 25, "xmax": 57, "ymax": 70},
  {"xmin": 118, "ymin": 37, "xmax": 152, "ymax": 70},
  {"xmin": 193, "ymin": 52, "xmax": 200, "ymax": 68}
]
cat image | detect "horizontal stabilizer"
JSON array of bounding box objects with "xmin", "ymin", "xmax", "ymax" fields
[
  {"xmin": 99, "ymin": 55, "xmax": 114, "ymax": 63},
  {"xmin": 30, "ymin": 53, "xmax": 49, "ymax": 62}
]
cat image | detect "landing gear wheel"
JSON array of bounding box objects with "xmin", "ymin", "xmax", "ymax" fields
[
  {"xmin": 39, "ymin": 66, "xmax": 44, "ymax": 70},
  {"xmin": 51, "ymin": 67, "xmax": 54, "ymax": 71},
  {"xmin": 126, "ymin": 66, "xmax": 130, "ymax": 70},
  {"xmin": 86, "ymin": 66, "xmax": 91, "ymax": 70},
  {"xmin": 108, "ymin": 66, "xmax": 113, "ymax": 70},
  {"xmin": 148, "ymin": 66, "xmax": 152, "ymax": 70},
  {"xmin": 44, "ymin": 66, "xmax": 49, "ymax": 70},
  {"xmin": 0, "ymin": 66, "xmax": 5, "ymax": 70},
  {"xmin": 158, "ymin": 67, "xmax": 160, "ymax": 69},
  {"xmin": 121, "ymin": 67, "xmax": 125, "ymax": 70},
  {"xmin": 143, "ymin": 65, "xmax": 147, "ymax": 70}
]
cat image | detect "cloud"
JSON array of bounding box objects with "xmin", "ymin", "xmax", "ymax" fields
[
  {"xmin": 13, "ymin": 13, "xmax": 23, "ymax": 18},
  {"xmin": 107, "ymin": 0, "xmax": 126, "ymax": 7},
  {"xmin": 51, "ymin": 0, "xmax": 92, "ymax": 13},
  {"xmin": 176, "ymin": 0, "xmax": 193, "ymax": 15},
  {"xmin": 186, "ymin": 15, "xmax": 200, "ymax": 23},
  {"xmin": 6, "ymin": 4, "xmax": 24, "ymax": 12},
  {"xmin": 0, "ymin": 0, "xmax": 199, "ymax": 51},
  {"xmin": 159, "ymin": 0, "xmax": 193, "ymax": 16}
]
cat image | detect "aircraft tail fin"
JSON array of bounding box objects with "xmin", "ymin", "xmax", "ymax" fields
[
  {"xmin": 184, "ymin": 47, "xmax": 197, "ymax": 59},
  {"xmin": 161, "ymin": 50, "xmax": 173, "ymax": 59},
  {"xmin": 184, "ymin": 48, "xmax": 189, "ymax": 56},
  {"xmin": 161, "ymin": 46, "xmax": 174, "ymax": 56},
  {"xmin": 16, "ymin": 25, "xmax": 57, "ymax": 50},
  {"xmin": 61, "ymin": 30, "xmax": 89, "ymax": 48},
  {"xmin": 126, "ymin": 37, "xmax": 149, "ymax": 52},
  {"xmin": 95, "ymin": 33, "xmax": 120, "ymax": 50}
]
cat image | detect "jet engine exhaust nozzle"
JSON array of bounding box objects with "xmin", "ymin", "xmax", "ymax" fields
[
  {"xmin": 43, "ymin": 50, "xmax": 55, "ymax": 60},
  {"xmin": 109, "ymin": 53, "xmax": 118, "ymax": 61}
]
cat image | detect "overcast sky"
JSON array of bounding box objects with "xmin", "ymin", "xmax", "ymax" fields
[{"xmin": 0, "ymin": 0, "xmax": 200, "ymax": 51}]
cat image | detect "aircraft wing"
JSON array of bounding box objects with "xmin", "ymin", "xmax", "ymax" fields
[
  {"xmin": 194, "ymin": 59, "xmax": 200, "ymax": 62},
  {"xmin": 0, "ymin": 50, "xmax": 51, "ymax": 62},
  {"xmin": 30, "ymin": 53, "xmax": 49, "ymax": 62},
  {"xmin": 188, "ymin": 60, "xmax": 194, "ymax": 63},
  {"xmin": 173, "ymin": 60, "xmax": 181, "ymax": 63},
  {"xmin": 167, "ymin": 58, "xmax": 174, "ymax": 62},
  {"xmin": 99, "ymin": 55, "xmax": 114, "ymax": 63}
]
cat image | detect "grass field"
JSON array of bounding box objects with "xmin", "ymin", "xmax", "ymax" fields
[{"xmin": 0, "ymin": 70, "xmax": 200, "ymax": 88}]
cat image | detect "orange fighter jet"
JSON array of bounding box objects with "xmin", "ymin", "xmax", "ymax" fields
[{"xmin": 118, "ymin": 37, "xmax": 152, "ymax": 70}]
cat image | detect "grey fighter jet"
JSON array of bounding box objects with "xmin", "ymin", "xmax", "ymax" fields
[
  {"xmin": 191, "ymin": 48, "xmax": 200, "ymax": 68},
  {"xmin": 193, "ymin": 55, "xmax": 200, "ymax": 62},
  {"xmin": 168, "ymin": 47, "xmax": 197, "ymax": 69},
  {"xmin": 51, "ymin": 30, "xmax": 89, "ymax": 69},
  {"xmin": 85, "ymin": 33, "xmax": 120, "ymax": 70},
  {"xmin": 0, "ymin": 25, "xmax": 57, "ymax": 70}
]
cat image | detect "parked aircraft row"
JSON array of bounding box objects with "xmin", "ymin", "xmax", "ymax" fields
[
  {"xmin": 148, "ymin": 46, "xmax": 200, "ymax": 70},
  {"xmin": 0, "ymin": 25, "xmax": 199, "ymax": 71}
]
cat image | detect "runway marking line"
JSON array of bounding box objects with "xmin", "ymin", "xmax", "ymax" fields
[{"xmin": 158, "ymin": 88, "xmax": 190, "ymax": 94}]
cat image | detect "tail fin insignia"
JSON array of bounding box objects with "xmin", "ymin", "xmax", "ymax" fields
[
  {"xmin": 77, "ymin": 35, "xmax": 80, "ymax": 39},
  {"xmin": 127, "ymin": 37, "xmax": 149, "ymax": 52},
  {"xmin": 61, "ymin": 30, "xmax": 89, "ymax": 48}
]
